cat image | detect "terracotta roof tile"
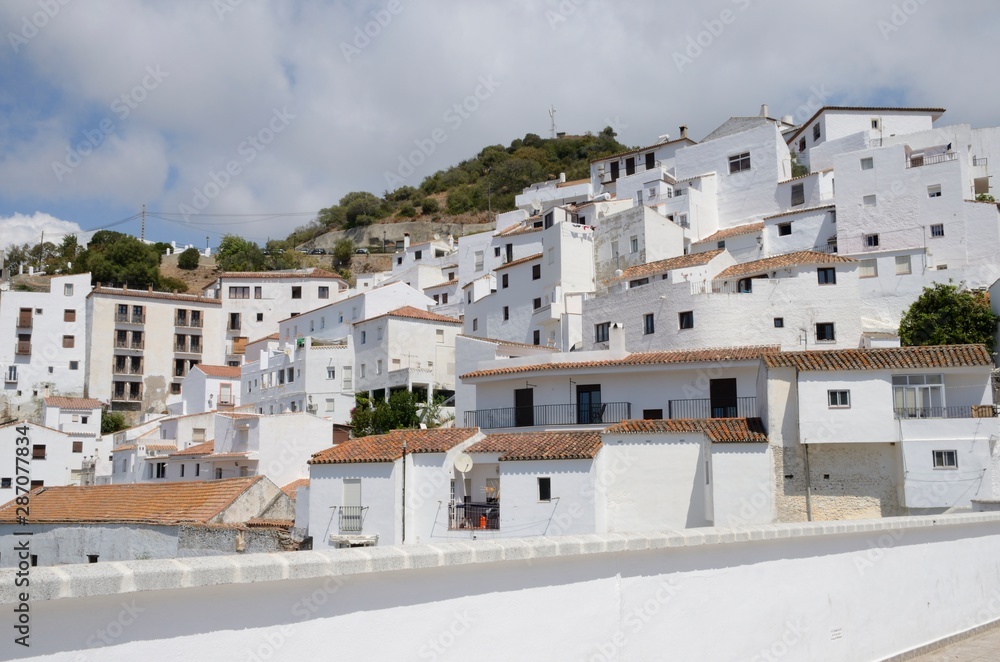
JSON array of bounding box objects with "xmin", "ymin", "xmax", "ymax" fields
[
  {"xmin": 144, "ymin": 444, "xmax": 178, "ymax": 452},
  {"xmin": 281, "ymin": 478, "xmax": 309, "ymax": 498},
  {"xmin": 193, "ymin": 364, "xmax": 242, "ymax": 379},
  {"xmin": 309, "ymin": 428, "xmax": 480, "ymax": 464},
  {"xmin": 219, "ymin": 268, "xmax": 346, "ymax": 281},
  {"xmin": 763, "ymin": 345, "xmax": 992, "ymax": 371},
  {"xmin": 0, "ymin": 477, "xmax": 265, "ymax": 525},
  {"xmin": 714, "ymin": 250, "xmax": 855, "ymax": 280},
  {"xmin": 494, "ymin": 252, "xmax": 543, "ymax": 272},
  {"xmin": 43, "ymin": 396, "xmax": 102, "ymax": 410},
  {"xmin": 362, "ymin": 306, "xmax": 462, "ymax": 325},
  {"xmin": 693, "ymin": 223, "xmax": 764, "ymax": 245},
  {"xmin": 604, "ymin": 418, "xmax": 768, "ymax": 443},
  {"xmin": 246, "ymin": 518, "xmax": 294, "ymax": 528},
  {"xmin": 619, "ymin": 250, "xmax": 723, "ymax": 281},
  {"xmin": 461, "ymin": 346, "xmax": 780, "ymax": 379},
  {"xmin": 170, "ymin": 441, "xmax": 215, "ymax": 456},
  {"xmin": 457, "ymin": 335, "xmax": 560, "ymax": 352},
  {"xmin": 425, "ymin": 279, "xmax": 459, "ymax": 289},
  {"xmin": 497, "ymin": 223, "xmax": 543, "ymax": 237},
  {"xmin": 763, "ymin": 204, "xmax": 835, "ymax": 221},
  {"xmin": 89, "ymin": 287, "xmax": 221, "ymax": 305},
  {"xmin": 466, "ymin": 431, "xmax": 602, "ymax": 460}
]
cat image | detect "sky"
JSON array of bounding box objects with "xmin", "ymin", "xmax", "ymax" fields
[{"xmin": 0, "ymin": 0, "xmax": 997, "ymax": 250}]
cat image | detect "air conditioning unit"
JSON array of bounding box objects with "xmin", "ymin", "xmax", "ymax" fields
[{"xmin": 306, "ymin": 404, "xmax": 317, "ymax": 413}]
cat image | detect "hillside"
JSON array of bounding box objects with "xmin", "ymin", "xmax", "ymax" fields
[{"xmin": 281, "ymin": 127, "xmax": 632, "ymax": 249}]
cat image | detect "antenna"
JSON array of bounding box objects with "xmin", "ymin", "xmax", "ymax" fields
[{"xmin": 549, "ymin": 105, "xmax": 557, "ymax": 139}]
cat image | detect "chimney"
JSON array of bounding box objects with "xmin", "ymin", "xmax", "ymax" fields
[
  {"xmin": 760, "ymin": 104, "xmax": 769, "ymax": 118},
  {"xmin": 403, "ymin": 233, "xmax": 410, "ymax": 249},
  {"xmin": 559, "ymin": 172, "xmax": 566, "ymax": 183},
  {"xmin": 608, "ymin": 322, "xmax": 627, "ymax": 359},
  {"xmin": 679, "ymin": 125, "xmax": 689, "ymax": 140}
]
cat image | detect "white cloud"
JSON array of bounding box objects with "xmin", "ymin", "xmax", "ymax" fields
[{"xmin": 0, "ymin": 212, "xmax": 87, "ymax": 249}]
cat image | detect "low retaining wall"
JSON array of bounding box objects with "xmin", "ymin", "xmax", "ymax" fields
[{"xmin": 3, "ymin": 513, "xmax": 1000, "ymax": 661}]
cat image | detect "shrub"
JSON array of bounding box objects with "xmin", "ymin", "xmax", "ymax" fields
[{"xmin": 177, "ymin": 247, "xmax": 201, "ymax": 270}]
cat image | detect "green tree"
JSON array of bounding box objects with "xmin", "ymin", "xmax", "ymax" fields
[
  {"xmin": 332, "ymin": 238, "xmax": 355, "ymax": 265},
  {"xmin": 101, "ymin": 411, "xmax": 128, "ymax": 435},
  {"xmin": 215, "ymin": 234, "xmax": 266, "ymax": 272},
  {"xmin": 74, "ymin": 232, "xmax": 162, "ymax": 288},
  {"xmin": 177, "ymin": 247, "xmax": 201, "ymax": 270},
  {"xmin": 419, "ymin": 197, "xmax": 440, "ymax": 215},
  {"xmin": 899, "ymin": 282, "xmax": 1000, "ymax": 351},
  {"xmin": 350, "ymin": 391, "xmax": 421, "ymax": 437}
]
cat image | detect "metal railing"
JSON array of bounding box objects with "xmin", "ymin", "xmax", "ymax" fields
[
  {"xmin": 974, "ymin": 157, "xmax": 989, "ymax": 167},
  {"xmin": 463, "ymin": 402, "xmax": 631, "ymax": 429},
  {"xmin": 176, "ymin": 316, "xmax": 204, "ymax": 328},
  {"xmin": 894, "ymin": 405, "xmax": 997, "ymax": 420},
  {"xmin": 112, "ymin": 391, "xmax": 143, "ymax": 402},
  {"xmin": 449, "ymin": 502, "xmax": 500, "ymax": 530},
  {"xmin": 339, "ymin": 506, "xmax": 366, "ymax": 532},
  {"xmin": 906, "ymin": 152, "xmax": 957, "ymax": 168},
  {"xmin": 667, "ymin": 397, "xmax": 756, "ymax": 419}
]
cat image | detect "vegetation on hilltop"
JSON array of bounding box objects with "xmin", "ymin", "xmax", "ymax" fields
[{"xmin": 899, "ymin": 282, "xmax": 999, "ymax": 351}]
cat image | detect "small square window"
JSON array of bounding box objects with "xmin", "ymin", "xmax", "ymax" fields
[
  {"xmin": 871, "ymin": 118, "xmax": 881, "ymax": 130},
  {"xmin": 171, "ymin": 383, "xmax": 182, "ymax": 394},
  {"xmin": 0, "ymin": 478, "xmax": 10, "ymax": 488},
  {"xmin": 864, "ymin": 233, "xmax": 880, "ymax": 248},
  {"xmin": 728, "ymin": 152, "xmax": 751, "ymax": 174},
  {"xmin": 816, "ymin": 323, "xmax": 835, "ymax": 342},
  {"xmin": 774, "ymin": 317, "xmax": 784, "ymax": 328},
  {"xmin": 69, "ymin": 361, "xmax": 79, "ymax": 370},
  {"xmin": 828, "ymin": 390, "xmax": 850, "ymax": 408},
  {"xmin": 595, "ymin": 322, "xmax": 610, "ymax": 343},
  {"xmin": 679, "ymin": 311, "xmax": 694, "ymax": 330},
  {"xmin": 643, "ymin": 313, "xmax": 655, "ymax": 335},
  {"xmin": 62, "ymin": 335, "xmax": 75, "ymax": 348},
  {"xmin": 717, "ymin": 241, "xmax": 726, "ymax": 250},
  {"xmin": 64, "ymin": 309, "xmax": 76, "ymax": 322},
  {"xmin": 64, "ymin": 284, "xmax": 74, "ymax": 296},
  {"xmin": 533, "ymin": 298, "xmax": 541, "ymax": 310},
  {"xmin": 72, "ymin": 441, "xmax": 83, "ymax": 453},
  {"xmin": 863, "ymin": 195, "xmax": 877, "ymax": 207},
  {"xmin": 414, "ymin": 250, "xmax": 422, "ymax": 260},
  {"xmin": 895, "ymin": 255, "xmax": 912, "ymax": 275},
  {"xmin": 817, "ymin": 268, "xmax": 836, "ymax": 285},
  {"xmin": 778, "ymin": 223, "xmax": 792, "ymax": 236},
  {"xmin": 930, "ymin": 224, "xmax": 944, "ymax": 237},
  {"xmin": 318, "ymin": 286, "xmax": 330, "ymax": 299},
  {"xmin": 932, "ymin": 450, "xmax": 958, "ymax": 469},
  {"xmin": 859, "ymin": 259, "xmax": 878, "ymax": 278},
  {"xmin": 537, "ymin": 477, "xmax": 551, "ymax": 502},
  {"xmin": 860, "ymin": 157, "xmax": 874, "ymax": 170},
  {"xmin": 291, "ymin": 286, "xmax": 302, "ymax": 299},
  {"xmin": 927, "ymin": 185, "xmax": 942, "ymax": 198}
]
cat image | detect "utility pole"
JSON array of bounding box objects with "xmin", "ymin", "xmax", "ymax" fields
[
  {"xmin": 549, "ymin": 105, "xmax": 557, "ymax": 139},
  {"xmin": 140, "ymin": 204, "xmax": 146, "ymax": 242}
]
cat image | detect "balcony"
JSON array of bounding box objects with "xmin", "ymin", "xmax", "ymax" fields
[
  {"xmin": 449, "ymin": 501, "xmax": 500, "ymax": 530},
  {"xmin": 111, "ymin": 391, "xmax": 143, "ymax": 402},
  {"xmin": 176, "ymin": 316, "xmax": 203, "ymax": 328},
  {"xmin": 4, "ymin": 372, "xmax": 16, "ymax": 384},
  {"xmin": 14, "ymin": 341, "xmax": 31, "ymax": 356},
  {"xmin": 338, "ymin": 506, "xmax": 367, "ymax": 533},
  {"xmin": 16, "ymin": 317, "xmax": 32, "ymax": 329},
  {"xmin": 667, "ymin": 397, "xmax": 756, "ymax": 419},
  {"xmin": 387, "ymin": 367, "xmax": 433, "ymax": 389},
  {"xmin": 894, "ymin": 405, "xmax": 996, "ymax": 420},
  {"xmin": 114, "ymin": 363, "xmax": 143, "ymax": 376},
  {"xmin": 463, "ymin": 402, "xmax": 631, "ymax": 429},
  {"xmin": 906, "ymin": 152, "xmax": 957, "ymax": 168}
]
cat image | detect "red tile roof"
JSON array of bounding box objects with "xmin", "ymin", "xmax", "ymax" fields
[
  {"xmin": 363, "ymin": 306, "xmax": 462, "ymax": 325},
  {"xmin": 461, "ymin": 346, "xmax": 779, "ymax": 379},
  {"xmin": 763, "ymin": 204, "xmax": 835, "ymax": 221},
  {"xmin": 281, "ymin": 478, "xmax": 309, "ymax": 498},
  {"xmin": 466, "ymin": 431, "xmax": 602, "ymax": 460},
  {"xmin": 309, "ymin": 428, "xmax": 480, "ymax": 464},
  {"xmin": 693, "ymin": 222, "xmax": 764, "ymax": 245},
  {"xmin": 193, "ymin": 365, "xmax": 242, "ymax": 379},
  {"xmin": 170, "ymin": 441, "xmax": 215, "ymax": 456},
  {"xmin": 497, "ymin": 223, "xmax": 543, "ymax": 237},
  {"xmin": 457, "ymin": 335, "xmax": 560, "ymax": 352},
  {"xmin": 0, "ymin": 477, "xmax": 266, "ymax": 525},
  {"xmin": 43, "ymin": 396, "xmax": 102, "ymax": 410},
  {"xmin": 618, "ymin": 250, "xmax": 723, "ymax": 281},
  {"xmin": 494, "ymin": 253, "xmax": 543, "ymax": 272},
  {"xmin": 604, "ymin": 418, "xmax": 768, "ymax": 443},
  {"xmin": 714, "ymin": 251, "xmax": 855, "ymax": 280},
  {"xmin": 763, "ymin": 345, "xmax": 992, "ymax": 371},
  {"xmin": 218, "ymin": 268, "xmax": 346, "ymax": 281},
  {"xmin": 89, "ymin": 287, "xmax": 221, "ymax": 304}
]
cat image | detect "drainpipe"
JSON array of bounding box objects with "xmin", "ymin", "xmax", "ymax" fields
[
  {"xmin": 795, "ymin": 367, "xmax": 814, "ymax": 522},
  {"xmin": 401, "ymin": 440, "xmax": 407, "ymax": 544}
]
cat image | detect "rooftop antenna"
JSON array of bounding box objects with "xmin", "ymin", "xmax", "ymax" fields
[{"xmin": 549, "ymin": 105, "xmax": 557, "ymax": 139}]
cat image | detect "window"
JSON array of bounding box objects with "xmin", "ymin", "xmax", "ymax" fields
[
  {"xmin": 215, "ymin": 468, "xmax": 223, "ymax": 480},
  {"xmin": 925, "ymin": 184, "xmax": 943, "ymax": 199},
  {"xmin": 195, "ymin": 464, "xmax": 201, "ymax": 477},
  {"xmin": 817, "ymin": 268, "xmax": 836, "ymax": 285},
  {"xmin": 397, "ymin": 257, "xmax": 403, "ymax": 266},
  {"xmin": 291, "ymin": 286, "xmax": 302, "ymax": 299},
  {"xmin": 537, "ymin": 477, "xmax": 551, "ymax": 502},
  {"xmin": 642, "ymin": 409, "xmax": 663, "ymax": 420},
  {"xmin": 64, "ymin": 283, "xmax": 74, "ymax": 296},
  {"xmin": 895, "ymin": 255, "xmax": 912, "ymax": 275},
  {"xmin": 930, "ymin": 224, "xmax": 944, "ymax": 238},
  {"xmin": 72, "ymin": 441, "xmax": 83, "ymax": 453},
  {"xmin": 254, "ymin": 286, "xmax": 262, "ymax": 299},
  {"xmin": 442, "ymin": 293, "xmax": 448, "ymax": 304},
  {"xmin": 861, "ymin": 157, "xmax": 874, "ymax": 170},
  {"xmin": 155, "ymin": 463, "xmax": 166, "ymax": 479},
  {"xmin": 791, "ymin": 183, "xmax": 805, "ymax": 206},
  {"xmin": 645, "ymin": 152, "xmax": 655, "ymax": 170},
  {"xmin": 630, "ymin": 236, "xmax": 639, "ymax": 253},
  {"xmin": 377, "ymin": 360, "xmax": 383, "ymax": 375},
  {"xmin": 893, "ymin": 374, "xmax": 944, "ymax": 418},
  {"xmin": 318, "ymin": 286, "xmax": 330, "ymax": 299},
  {"xmin": 533, "ymin": 298, "xmax": 541, "ymax": 310},
  {"xmin": 533, "ymin": 329, "xmax": 540, "ymax": 345},
  {"xmin": 60, "ymin": 335, "xmax": 75, "ymax": 348},
  {"xmin": 436, "ymin": 329, "xmax": 444, "ymax": 343},
  {"xmin": 629, "ymin": 278, "xmax": 649, "ymax": 288},
  {"xmin": 361, "ymin": 330, "xmax": 366, "ymax": 344},
  {"xmin": 359, "ymin": 364, "xmax": 366, "ymax": 378},
  {"xmin": 472, "ymin": 318, "xmax": 478, "ymax": 332},
  {"xmin": 678, "ymin": 311, "xmax": 694, "ymax": 330},
  {"xmin": 717, "ymin": 241, "xmax": 726, "ymax": 250},
  {"xmin": 828, "ymin": 390, "xmax": 850, "ymax": 408},
  {"xmin": 643, "ymin": 313, "xmax": 655, "ymax": 335},
  {"xmin": 170, "ymin": 383, "xmax": 181, "ymax": 394},
  {"xmin": 64, "ymin": 309, "xmax": 76, "ymax": 322},
  {"xmin": 69, "ymin": 361, "xmax": 79, "ymax": 370},
  {"xmin": 798, "ymin": 137, "xmax": 806, "ymax": 152},
  {"xmin": 0, "ymin": 478, "xmax": 10, "ymax": 489},
  {"xmin": 778, "ymin": 223, "xmax": 792, "ymax": 236},
  {"xmin": 871, "ymin": 118, "xmax": 881, "ymax": 130},
  {"xmin": 494, "ymin": 246, "xmax": 501, "ymax": 257},
  {"xmin": 864, "ymin": 233, "xmax": 880, "ymax": 248},
  {"xmin": 595, "ymin": 322, "xmax": 610, "ymax": 343},
  {"xmin": 32, "ymin": 445, "xmax": 46, "ymax": 460},
  {"xmin": 474, "ymin": 251, "xmax": 484, "ymax": 271},
  {"xmin": 774, "ymin": 317, "xmax": 784, "ymax": 328},
  {"xmin": 326, "ymin": 398, "xmax": 336, "ymax": 412},
  {"xmin": 343, "ymin": 367, "xmax": 353, "ymax": 389},
  {"xmin": 467, "ymin": 292, "xmax": 472, "ymax": 304},
  {"xmin": 932, "ymin": 450, "xmax": 958, "ymax": 469},
  {"xmin": 180, "ymin": 464, "xmax": 185, "ymax": 478},
  {"xmin": 229, "ymin": 286, "xmax": 250, "ymax": 299},
  {"xmin": 377, "ymin": 326, "xmax": 383, "ymax": 341},
  {"xmin": 815, "ymin": 323, "xmax": 835, "ymax": 342},
  {"xmin": 728, "ymin": 152, "xmax": 751, "ymax": 174},
  {"xmin": 327, "ymin": 367, "xmax": 336, "ymax": 380},
  {"xmin": 414, "ymin": 250, "xmax": 422, "ymax": 260},
  {"xmin": 863, "ymin": 195, "xmax": 877, "ymax": 207},
  {"xmin": 532, "ymin": 264, "xmax": 541, "ymax": 280},
  {"xmin": 812, "ymin": 124, "xmax": 821, "ymax": 141},
  {"xmin": 81, "ymin": 416, "xmax": 88, "ymax": 424},
  {"xmin": 503, "ymin": 306, "xmax": 509, "ymax": 321}
]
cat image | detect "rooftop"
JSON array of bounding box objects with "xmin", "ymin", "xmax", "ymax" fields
[
  {"xmin": 714, "ymin": 250, "xmax": 855, "ymax": 280},
  {"xmin": 216, "ymin": 268, "xmax": 347, "ymax": 282},
  {"xmin": 309, "ymin": 428, "xmax": 481, "ymax": 464},
  {"xmin": 361, "ymin": 305, "xmax": 462, "ymax": 325},
  {"xmin": 494, "ymin": 252, "xmax": 544, "ymax": 272},
  {"xmin": 693, "ymin": 222, "xmax": 764, "ymax": 245},
  {"xmin": 192, "ymin": 364, "xmax": 242, "ymax": 379},
  {"xmin": 43, "ymin": 396, "xmax": 102, "ymax": 410},
  {"xmin": 763, "ymin": 345, "xmax": 993, "ymax": 371},
  {"xmin": 783, "ymin": 106, "xmax": 947, "ymax": 144},
  {"xmin": 604, "ymin": 418, "xmax": 768, "ymax": 443},
  {"xmin": 619, "ymin": 249, "xmax": 723, "ymax": 281},
  {"xmin": 466, "ymin": 431, "xmax": 602, "ymax": 460}
]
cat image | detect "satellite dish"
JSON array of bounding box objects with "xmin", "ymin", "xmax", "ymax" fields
[{"xmin": 454, "ymin": 453, "xmax": 474, "ymax": 473}]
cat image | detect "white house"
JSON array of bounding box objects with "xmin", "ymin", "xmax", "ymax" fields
[
  {"xmin": 0, "ymin": 419, "xmax": 105, "ymax": 490},
  {"xmin": 174, "ymin": 364, "xmax": 242, "ymax": 415}
]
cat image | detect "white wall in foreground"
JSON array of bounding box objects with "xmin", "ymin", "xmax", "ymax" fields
[{"xmin": 4, "ymin": 515, "xmax": 1000, "ymax": 661}]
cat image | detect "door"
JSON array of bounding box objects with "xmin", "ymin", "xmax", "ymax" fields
[
  {"xmin": 709, "ymin": 378, "xmax": 738, "ymax": 418},
  {"xmin": 514, "ymin": 388, "xmax": 534, "ymax": 427},
  {"xmin": 577, "ymin": 385, "xmax": 602, "ymax": 424},
  {"xmin": 342, "ymin": 479, "xmax": 362, "ymax": 531}
]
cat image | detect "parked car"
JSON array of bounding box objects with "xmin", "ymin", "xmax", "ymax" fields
[
  {"xmin": 309, "ymin": 248, "xmax": 327, "ymax": 255},
  {"xmin": 355, "ymin": 248, "xmax": 369, "ymax": 254}
]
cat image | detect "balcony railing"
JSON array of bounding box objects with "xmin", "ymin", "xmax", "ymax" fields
[
  {"xmin": 667, "ymin": 397, "xmax": 757, "ymax": 420},
  {"xmin": 906, "ymin": 152, "xmax": 957, "ymax": 168},
  {"xmin": 14, "ymin": 341, "xmax": 31, "ymax": 356},
  {"xmin": 463, "ymin": 402, "xmax": 631, "ymax": 429},
  {"xmin": 894, "ymin": 405, "xmax": 997, "ymax": 420},
  {"xmin": 338, "ymin": 505, "xmax": 367, "ymax": 532},
  {"xmin": 974, "ymin": 157, "xmax": 989, "ymax": 167},
  {"xmin": 112, "ymin": 391, "xmax": 143, "ymax": 402},
  {"xmin": 176, "ymin": 317, "xmax": 203, "ymax": 328},
  {"xmin": 449, "ymin": 502, "xmax": 500, "ymax": 530}
]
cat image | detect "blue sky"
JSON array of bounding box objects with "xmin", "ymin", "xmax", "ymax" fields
[{"xmin": 0, "ymin": 0, "xmax": 997, "ymax": 249}]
